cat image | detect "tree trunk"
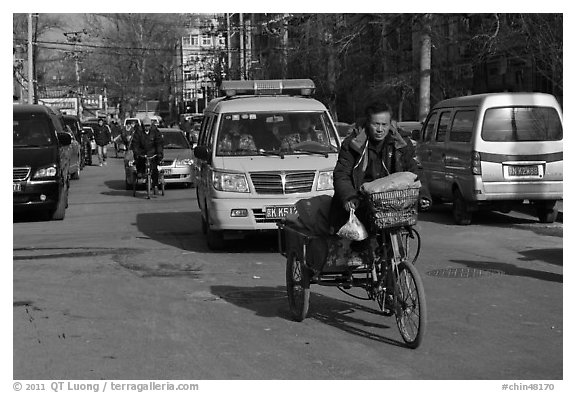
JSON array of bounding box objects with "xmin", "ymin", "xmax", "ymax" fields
[{"xmin": 418, "ymin": 14, "xmax": 432, "ymax": 122}]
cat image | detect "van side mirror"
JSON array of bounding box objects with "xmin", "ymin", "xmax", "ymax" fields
[
  {"xmin": 57, "ymin": 132, "xmax": 72, "ymax": 146},
  {"xmin": 194, "ymin": 145, "xmax": 211, "ymax": 162}
]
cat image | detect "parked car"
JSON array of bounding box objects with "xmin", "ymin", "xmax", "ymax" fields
[
  {"xmin": 62, "ymin": 124, "xmax": 82, "ymax": 180},
  {"xmin": 124, "ymin": 128, "xmax": 195, "ymax": 189},
  {"xmin": 82, "ymin": 126, "xmax": 96, "ymax": 164},
  {"xmin": 124, "ymin": 117, "xmax": 141, "ymax": 130},
  {"xmin": 63, "ymin": 115, "xmax": 86, "ymax": 173},
  {"xmin": 415, "ymin": 92, "xmax": 563, "ymax": 225},
  {"xmin": 193, "ymin": 79, "xmax": 341, "ymax": 249},
  {"xmin": 13, "ymin": 104, "xmax": 72, "ymax": 220}
]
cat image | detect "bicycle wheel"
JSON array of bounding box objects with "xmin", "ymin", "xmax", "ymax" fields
[
  {"xmin": 286, "ymin": 251, "xmax": 311, "ymax": 322},
  {"xmin": 401, "ymin": 227, "xmax": 421, "ymax": 264},
  {"xmin": 394, "ymin": 261, "xmax": 427, "ymax": 349}
]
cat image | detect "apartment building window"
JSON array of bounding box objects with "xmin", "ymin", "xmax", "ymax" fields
[
  {"xmin": 201, "ymin": 35, "xmax": 212, "ymax": 46},
  {"xmin": 184, "ymin": 70, "xmax": 193, "ymax": 81},
  {"xmin": 191, "ymin": 36, "xmax": 199, "ymax": 46},
  {"xmin": 182, "ymin": 36, "xmax": 192, "ymax": 46}
]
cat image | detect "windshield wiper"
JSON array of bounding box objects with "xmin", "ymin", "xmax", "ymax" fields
[
  {"xmin": 258, "ymin": 149, "xmax": 285, "ymax": 159},
  {"xmin": 290, "ymin": 149, "xmax": 330, "ymax": 158}
]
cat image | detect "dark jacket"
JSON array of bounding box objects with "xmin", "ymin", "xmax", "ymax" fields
[
  {"xmin": 329, "ymin": 126, "xmax": 418, "ymax": 231},
  {"xmin": 93, "ymin": 123, "xmax": 111, "ymax": 146},
  {"xmin": 131, "ymin": 126, "xmax": 164, "ymax": 159}
]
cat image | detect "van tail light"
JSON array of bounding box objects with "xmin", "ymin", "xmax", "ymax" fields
[{"xmin": 471, "ymin": 151, "xmax": 482, "ymax": 175}]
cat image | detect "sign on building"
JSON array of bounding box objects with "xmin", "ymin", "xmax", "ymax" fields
[
  {"xmin": 38, "ymin": 98, "xmax": 79, "ymax": 116},
  {"xmin": 82, "ymin": 95, "xmax": 102, "ymax": 110}
]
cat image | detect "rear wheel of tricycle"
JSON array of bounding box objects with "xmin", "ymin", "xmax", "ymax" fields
[
  {"xmin": 394, "ymin": 261, "xmax": 427, "ymax": 349},
  {"xmin": 286, "ymin": 251, "xmax": 311, "ymax": 322},
  {"xmin": 452, "ymin": 188, "xmax": 472, "ymax": 225}
]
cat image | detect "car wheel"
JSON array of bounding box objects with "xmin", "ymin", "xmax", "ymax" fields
[
  {"xmin": 452, "ymin": 188, "xmax": 472, "ymax": 225},
  {"xmin": 204, "ymin": 204, "xmax": 225, "ymax": 250},
  {"xmin": 49, "ymin": 183, "xmax": 68, "ymax": 220},
  {"xmin": 71, "ymin": 165, "xmax": 80, "ymax": 180},
  {"xmin": 207, "ymin": 226, "xmax": 225, "ymax": 250},
  {"xmin": 535, "ymin": 201, "xmax": 558, "ymax": 223}
]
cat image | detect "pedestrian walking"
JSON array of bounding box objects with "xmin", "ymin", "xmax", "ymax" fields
[{"xmin": 93, "ymin": 118, "xmax": 112, "ymax": 166}]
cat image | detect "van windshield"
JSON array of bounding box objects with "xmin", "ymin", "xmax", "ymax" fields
[
  {"xmin": 13, "ymin": 117, "xmax": 54, "ymax": 147},
  {"xmin": 482, "ymin": 107, "xmax": 562, "ymax": 142},
  {"xmin": 215, "ymin": 112, "xmax": 339, "ymax": 156}
]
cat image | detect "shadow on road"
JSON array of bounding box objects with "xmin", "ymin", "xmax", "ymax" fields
[
  {"xmin": 13, "ymin": 211, "xmax": 47, "ymax": 223},
  {"xmin": 136, "ymin": 212, "xmax": 205, "ymax": 252},
  {"xmin": 211, "ymin": 284, "xmax": 406, "ymax": 348},
  {"xmin": 135, "ymin": 212, "xmax": 279, "ymax": 253},
  {"xmin": 449, "ymin": 257, "xmax": 563, "ymax": 283},
  {"xmin": 418, "ymin": 204, "xmax": 536, "ymax": 226},
  {"xmin": 418, "ymin": 204, "xmax": 561, "ymax": 238}
]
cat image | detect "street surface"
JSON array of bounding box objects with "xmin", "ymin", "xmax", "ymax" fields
[{"xmin": 12, "ymin": 154, "xmax": 564, "ymax": 381}]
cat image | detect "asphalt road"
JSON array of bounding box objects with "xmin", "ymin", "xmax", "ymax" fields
[{"xmin": 12, "ymin": 154, "xmax": 564, "ymax": 382}]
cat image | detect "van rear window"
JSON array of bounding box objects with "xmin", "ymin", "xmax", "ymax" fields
[{"xmin": 482, "ymin": 107, "xmax": 562, "ymax": 142}]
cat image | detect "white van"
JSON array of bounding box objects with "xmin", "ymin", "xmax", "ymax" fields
[
  {"xmin": 193, "ymin": 79, "xmax": 340, "ymax": 249},
  {"xmin": 416, "ymin": 92, "xmax": 563, "ymax": 225}
]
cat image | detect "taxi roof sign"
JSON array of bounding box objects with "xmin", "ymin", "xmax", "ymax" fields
[{"xmin": 220, "ymin": 79, "xmax": 315, "ymax": 98}]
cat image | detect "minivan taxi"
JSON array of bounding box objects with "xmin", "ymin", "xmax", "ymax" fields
[
  {"xmin": 194, "ymin": 79, "xmax": 340, "ymax": 249},
  {"xmin": 13, "ymin": 104, "xmax": 73, "ymax": 220},
  {"xmin": 416, "ymin": 92, "xmax": 563, "ymax": 225}
]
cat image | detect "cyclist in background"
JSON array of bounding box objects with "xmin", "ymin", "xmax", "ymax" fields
[{"xmin": 131, "ymin": 118, "xmax": 164, "ymax": 189}]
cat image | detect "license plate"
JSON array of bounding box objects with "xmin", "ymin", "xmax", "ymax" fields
[
  {"xmin": 13, "ymin": 183, "xmax": 21, "ymax": 192},
  {"xmin": 162, "ymin": 169, "xmax": 171, "ymax": 175},
  {"xmin": 508, "ymin": 165, "xmax": 539, "ymax": 176},
  {"xmin": 265, "ymin": 205, "xmax": 297, "ymax": 219}
]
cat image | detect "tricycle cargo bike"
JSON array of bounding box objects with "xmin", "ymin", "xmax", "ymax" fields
[{"xmin": 277, "ymin": 185, "xmax": 427, "ymax": 349}]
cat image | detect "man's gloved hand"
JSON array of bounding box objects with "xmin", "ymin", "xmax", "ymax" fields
[{"xmin": 344, "ymin": 197, "xmax": 359, "ymax": 212}]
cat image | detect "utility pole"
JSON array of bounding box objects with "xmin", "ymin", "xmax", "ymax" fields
[
  {"xmin": 64, "ymin": 29, "xmax": 87, "ymax": 118},
  {"xmin": 27, "ymin": 13, "xmax": 34, "ymax": 104},
  {"xmin": 239, "ymin": 13, "xmax": 245, "ymax": 80},
  {"xmin": 226, "ymin": 13, "xmax": 232, "ymax": 80},
  {"xmin": 418, "ymin": 14, "xmax": 432, "ymax": 122},
  {"xmin": 103, "ymin": 77, "xmax": 108, "ymax": 119}
]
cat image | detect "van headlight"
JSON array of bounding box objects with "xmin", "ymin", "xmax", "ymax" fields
[
  {"xmin": 212, "ymin": 171, "xmax": 250, "ymax": 193},
  {"xmin": 32, "ymin": 165, "xmax": 57, "ymax": 180},
  {"xmin": 317, "ymin": 170, "xmax": 334, "ymax": 191}
]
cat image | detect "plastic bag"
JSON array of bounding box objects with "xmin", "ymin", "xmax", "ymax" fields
[{"xmin": 336, "ymin": 208, "xmax": 368, "ymax": 241}]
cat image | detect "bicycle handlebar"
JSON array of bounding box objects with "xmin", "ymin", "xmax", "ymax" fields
[{"xmin": 136, "ymin": 154, "xmax": 158, "ymax": 160}]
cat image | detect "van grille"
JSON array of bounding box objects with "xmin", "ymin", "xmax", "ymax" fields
[
  {"xmin": 250, "ymin": 171, "xmax": 315, "ymax": 194},
  {"xmin": 14, "ymin": 167, "xmax": 31, "ymax": 182}
]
